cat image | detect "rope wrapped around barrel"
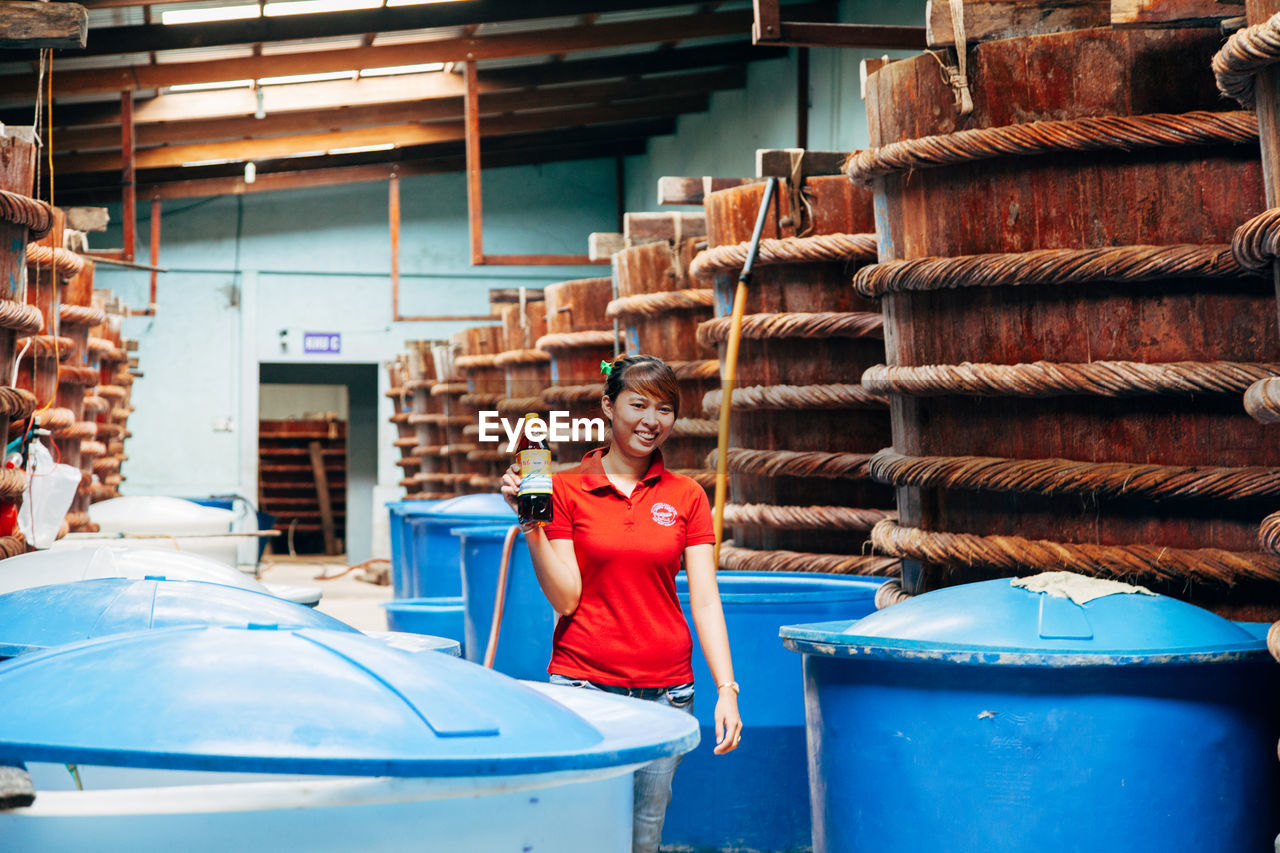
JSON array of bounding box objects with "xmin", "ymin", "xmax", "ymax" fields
[
  {"xmin": 703, "ymin": 383, "xmax": 887, "ymax": 415},
  {"xmin": 0, "ymin": 387, "xmax": 36, "ymax": 421},
  {"xmin": 719, "ymin": 542, "xmax": 900, "ymax": 576},
  {"xmin": 95, "ymin": 422, "xmax": 124, "ymax": 439},
  {"xmin": 541, "ymin": 384, "xmax": 603, "ymax": 404},
  {"xmin": 1213, "ymin": 12, "xmax": 1280, "ymax": 106},
  {"xmin": 844, "ymin": 110, "xmax": 1258, "ymax": 185},
  {"xmin": 864, "ymin": 360, "xmax": 1280, "ymax": 398},
  {"xmin": 689, "ymin": 233, "xmax": 877, "ymax": 279},
  {"xmin": 26, "ymin": 245, "xmax": 84, "ymax": 280},
  {"xmin": 723, "ymin": 503, "xmax": 893, "ymax": 531},
  {"xmin": 89, "ymin": 483, "xmax": 119, "ymax": 502},
  {"xmin": 535, "ymin": 330, "xmax": 615, "ymax": 352},
  {"xmin": 430, "ymin": 382, "xmax": 470, "ymax": 396},
  {"xmin": 0, "ymin": 467, "xmax": 26, "ymax": 501},
  {"xmin": 34, "ymin": 407, "xmax": 75, "ymax": 430},
  {"xmin": 60, "ymin": 304, "xmax": 107, "ymax": 327},
  {"xmin": 675, "ymin": 468, "xmax": 717, "ymax": 489},
  {"xmin": 409, "ymin": 413, "xmax": 470, "ymax": 426},
  {"xmin": 874, "ymin": 578, "xmax": 912, "ymax": 609},
  {"xmin": 59, "ymin": 365, "xmax": 101, "ymax": 386},
  {"xmin": 0, "ymin": 533, "xmax": 26, "ymax": 559},
  {"xmin": 413, "ymin": 443, "xmax": 476, "ymax": 458},
  {"xmin": 671, "ymin": 418, "xmax": 716, "ymax": 438},
  {"xmin": 390, "ymin": 412, "xmax": 411, "ymax": 424},
  {"xmin": 467, "ymin": 449, "xmax": 510, "ymax": 462},
  {"xmin": 54, "ymin": 421, "xmax": 100, "ymax": 441},
  {"xmin": 1249, "ymin": 378, "xmax": 1280, "ymax": 423},
  {"xmin": 17, "ymin": 335, "xmax": 73, "ymax": 361},
  {"xmin": 469, "ymin": 475, "xmax": 504, "ymax": 490},
  {"xmin": 1267, "ymin": 621, "xmax": 1280, "ymax": 665},
  {"xmin": 870, "ymin": 448, "xmax": 1280, "ymax": 502},
  {"xmin": 497, "ymin": 396, "xmax": 547, "ymax": 416},
  {"xmin": 669, "ymin": 359, "xmax": 720, "ymax": 380},
  {"xmin": 394, "ymin": 457, "xmax": 421, "ymax": 469},
  {"xmin": 0, "ymin": 190, "xmax": 54, "ymax": 238},
  {"xmin": 93, "ymin": 456, "xmax": 121, "ymax": 474},
  {"xmin": 415, "ymin": 472, "xmax": 473, "ymax": 485},
  {"xmin": 455, "ymin": 354, "xmax": 498, "ymax": 370},
  {"xmin": 397, "ymin": 476, "xmax": 418, "ymax": 489},
  {"xmin": 697, "ymin": 312, "xmax": 883, "ymax": 348},
  {"xmin": 460, "ymin": 392, "xmax": 503, "ymax": 407},
  {"xmin": 80, "ymin": 438, "xmax": 107, "ymax": 457},
  {"xmin": 1260, "ymin": 511, "xmax": 1280, "ymax": 554},
  {"xmin": 871, "ymin": 517, "xmax": 1280, "ymax": 586},
  {"xmin": 383, "ymin": 386, "xmax": 406, "ymax": 399},
  {"xmin": 393, "ymin": 437, "xmax": 417, "ymax": 448},
  {"xmin": 705, "ymin": 447, "xmax": 874, "ymax": 480},
  {"xmin": 95, "ymin": 384, "xmax": 127, "ymax": 400},
  {"xmin": 605, "ymin": 289, "xmax": 715, "ymax": 319},
  {"xmin": 0, "ymin": 300, "xmax": 44, "ymax": 335},
  {"xmin": 86, "ymin": 336, "xmax": 115, "ymax": 354},
  {"xmin": 492, "ymin": 349, "xmax": 550, "ymax": 368}
]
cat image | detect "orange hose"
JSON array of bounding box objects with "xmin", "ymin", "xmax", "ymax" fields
[{"xmin": 483, "ymin": 523, "xmax": 521, "ymax": 669}]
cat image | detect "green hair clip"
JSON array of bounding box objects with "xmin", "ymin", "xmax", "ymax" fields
[{"xmin": 599, "ymin": 360, "xmax": 613, "ymax": 376}]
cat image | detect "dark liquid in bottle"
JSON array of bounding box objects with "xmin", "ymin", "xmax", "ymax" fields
[{"xmin": 516, "ymin": 412, "xmax": 553, "ymax": 526}]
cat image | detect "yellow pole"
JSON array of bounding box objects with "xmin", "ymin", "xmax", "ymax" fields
[{"xmin": 712, "ymin": 177, "xmax": 777, "ymax": 568}]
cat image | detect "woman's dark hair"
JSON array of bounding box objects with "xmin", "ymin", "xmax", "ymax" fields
[{"xmin": 603, "ymin": 354, "xmax": 680, "ymax": 417}]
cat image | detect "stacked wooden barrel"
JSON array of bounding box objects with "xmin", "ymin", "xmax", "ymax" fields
[
  {"xmin": 385, "ymin": 355, "xmax": 421, "ymax": 497},
  {"xmin": 0, "ymin": 128, "xmax": 52, "ymax": 557},
  {"xmin": 612, "ymin": 226, "xmax": 718, "ymax": 490},
  {"xmin": 495, "ymin": 297, "xmax": 551, "ymax": 426},
  {"xmin": 690, "ymin": 178, "xmax": 897, "ymax": 575},
  {"xmin": 856, "ymin": 26, "xmax": 1280, "ymax": 619},
  {"xmin": 536, "ymin": 277, "xmax": 614, "ymax": 464},
  {"xmin": 54, "ymin": 256, "xmax": 107, "ymax": 532},
  {"xmin": 405, "ymin": 340, "xmax": 464, "ymax": 500},
  {"xmin": 89, "ymin": 298, "xmax": 133, "ymax": 502},
  {"xmin": 458, "ymin": 324, "xmax": 507, "ymax": 492}
]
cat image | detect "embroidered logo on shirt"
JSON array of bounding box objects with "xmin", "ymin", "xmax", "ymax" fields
[{"xmin": 651, "ymin": 502, "xmax": 678, "ymax": 527}]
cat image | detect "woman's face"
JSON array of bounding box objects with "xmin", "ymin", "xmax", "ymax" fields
[{"xmin": 603, "ymin": 388, "xmax": 676, "ymax": 460}]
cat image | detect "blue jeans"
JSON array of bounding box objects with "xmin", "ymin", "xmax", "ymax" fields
[{"xmin": 549, "ymin": 674, "xmax": 695, "ymax": 853}]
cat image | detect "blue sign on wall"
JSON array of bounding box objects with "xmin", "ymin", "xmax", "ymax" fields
[{"xmin": 304, "ymin": 332, "xmax": 341, "ymax": 354}]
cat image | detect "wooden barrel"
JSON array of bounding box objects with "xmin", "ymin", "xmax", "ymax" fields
[
  {"xmin": 406, "ymin": 340, "xmax": 463, "ymax": 499},
  {"xmin": 17, "ymin": 206, "xmax": 66, "ymax": 422},
  {"xmin": 385, "ymin": 356, "xmax": 422, "ymax": 497},
  {"xmin": 495, "ymin": 299, "xmax": 551, "ymax": 424},
  {"xmin": 613, "ymin": 239, "xmax": 718, "ymax": 489},
  {"xmin": 88, "ymin": 298, "xmax": 130, "ymax": 503},
  {"xmin": 458, "ymin": 324, "xmax": 506, "ymax": 492},
  {"xmin": 858, "ymin": 26, "xmax": 1278, "ymax": 618},
  {"xmin": 56, "ymin": 258, "xmax": 103, "ymax": 532},
  {"xmin": 693, "ymin": 177, "xmax": 896, "ymax": 574},
  {"xmin": 536, "ymin": 277, "xmax": 614, "ymax": 464}
]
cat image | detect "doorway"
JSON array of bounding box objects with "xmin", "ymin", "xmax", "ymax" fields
[{"xmin": 258, "ymin": 362, "xmax": 378, "ymax": 562}]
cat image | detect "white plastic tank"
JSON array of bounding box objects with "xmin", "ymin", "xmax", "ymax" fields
[{"xmin": 83, "ymin": 496, "xmax": 241, "ymax": 566}]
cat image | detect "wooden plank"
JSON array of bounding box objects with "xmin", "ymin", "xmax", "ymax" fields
[
  {"xmin": 623, "ymin": 211, "xmax": 707, "ymax": 242},
  {"xmin": 488, "ymin": 289, "xmax": 547, "ymax": 305},
  {"xmin": 759, "ymin": 22, "xmax": 926, "ymax": 48},
  {"xmin": 120, "ymin": 93, "xmax": 136, "ymax": 264},
  {"xmin": 588, "ymin": 232, "xmax": 626, "ymax": 260},
  {"xmin": 927, "ymin": 0, "xmax": 1109, "ymax": 47},
  {"xmin": 756, "ymin": 148, "xmax": 847, "ymax": 178},
  {"xmin": 1110, "ymin": 0, "xmax": 1241, "ymax": 27},
  {"xmin": 465, "ymin": 60, "xmax": 483, "ymax": 267},
  {"xmin": 2, "ymin": 4, "xmax": 817, "ymax": 98},
  {"xmin": 0, "ymin": 1, "xmax": 87, "ymax": 49},
  {"xmin": 54, "ymin": 96, "xmax": 707, "ymax": 175},
  {"xmin": 861, "ymin": 58, "xmax": 892, "ymax": 100},
  {"xmin": 64, "ymin": 207, "xmax": 109, "ymax": 232},
  {"xmin": 656, "ymin": 176, "xmax": 759, "ymax": 205},
  {"xmin": 309, "ymin": 439, "xmax": 338, "ymax": 556}
]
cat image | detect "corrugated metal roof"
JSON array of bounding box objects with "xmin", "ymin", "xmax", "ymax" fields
[
  {"xmin": 154, "ymin": 45, "xmax": 258, "ymax": 64},
  {"xmin": 370, "ymin": 27, "xmax": 469, "ymax": 46},
  {"xmin": 86, "ymin": 7, "xmax": 148, "ymax": 28},
  {"xmin": 56, "ymin": 53, "xmax": 153, "ymax": 71},
  {"xmin": 472, "ymin": 15, "xmax": 586, "ymax": 36},
  {"xmin": 261, "ymin": 36, "xmax": 368, "ymax": 55}
]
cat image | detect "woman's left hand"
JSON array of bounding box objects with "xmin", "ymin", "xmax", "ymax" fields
[{"xmin": 713, "ymin": 689, "xmax": 742, "ymax": 755}]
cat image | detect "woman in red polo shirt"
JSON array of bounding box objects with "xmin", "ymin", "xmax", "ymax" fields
[{"xmin": 500, "ymin": 354, "xmax": 741, "ymax": 853}]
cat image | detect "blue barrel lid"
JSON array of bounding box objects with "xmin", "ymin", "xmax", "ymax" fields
[
  {"xmin": 0, "ymin": 625, "xmax": 698, "ymax": 775},
  {"xmin": 420, "ymin": 493, "xmax": 514, "ymax": 521},
  {"xmin": 0, "ymin": 578, "xmax": 357, "ymax": 656},
  {"xmin": 387, "ymin": 499, "xmax": 444, "ymax": 517},
  {"xmin": 780, "ymin": 574, "xmax": 1268, "ymax": 666}
]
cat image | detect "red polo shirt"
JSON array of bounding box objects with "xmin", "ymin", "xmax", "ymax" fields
[{"xmin": 543, "ymin": 446, "xmax": 716, "ymax": 687}]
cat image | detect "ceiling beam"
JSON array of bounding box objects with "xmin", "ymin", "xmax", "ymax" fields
[
  {"xmin": 53, "ymin": 94, "xmax": 707, "ymax": 173},
  {"xmin": 53, "ymin": 68, "xmax": 743, "ymax": 153},
  {"xmin": 0, "ymin": 4, "xmax": 817, "ymax": 98},
  {"xmin": 71, "ymin": 0, "xmax": 823, "ymax": 55},
  {"xmin": 0, "ymin": 1, "xmax": 88, "ymax": 49}
]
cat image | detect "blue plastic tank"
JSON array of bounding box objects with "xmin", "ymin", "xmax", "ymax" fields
[
  {"xmin": 455, "ymin": 524, "xmax": 557, "ymax": 680},
  {"xmin": 664, "ymin": 571, "xmax": 884, "ymax": 852},
  {"xmin": 780, "ymin": 576, "xmax": 1280, "ymax": 853},
  {"xmin": 0, "ymin": 625, "xmax": 699, "ymax": 852},
  {"xmin": 405, "ymin": 494, "xmax": 514, "ymax": 598},
  {"xmin": 385, "ymin": 499, "xmax": 442, "ymax": 599},
  {"xmin": 382, "ymin": 596, "xmax": 466, "ymax": 655}
]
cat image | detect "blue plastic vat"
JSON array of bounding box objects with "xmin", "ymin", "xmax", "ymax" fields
[
  {"xmin": 0, "ymin": 626, "xmax": 699, "ymax": 852},
  {"xmin": 386, "ymin": 499, "xmax": 442, "ymax": 599},
  {"xmin": 665, "ymin": 571, "xmax": 884, "ymax": 852},
  {"xmin": 403, "ymin": 494, "xmax": 514, "ymax": 598},
  {"xmin": 780, "ymin": 577, "xmax": 1280, "ymax": 853},
  {"xmin": 382, "ymin": 596, "xmax": 466, "ymax": 655},
  {"xmin": 455, "ymin": 524, "xmax": 556, "ymax": 680},
  {"xmin": 187, "ymin": 497, "xmax": 276, "ymax": 561}
]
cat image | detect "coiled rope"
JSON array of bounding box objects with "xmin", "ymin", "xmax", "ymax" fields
[
  {"xmin": 0, "ymin": 387, "xmax": 36, "ymax": 420},
  {"xmin": 703, "ymin": 383, "xmax": 887, "ymax": 415},
  {"xmin": 605, "ymin": 290, "xmax": 714, "ymax": 319},
  {"xmin": 689, "ymin": 233, "xmax": 877, "ymax": 279},
  {"xmin": 534, "ymin": 330, "xmax": 616, "ymax": 351},
  {"xmin": 0, "ymin": 300, "xmax": 43, "ymax": 334},
  {"xmin": 705, "ymin": 447, "xmax": 874, "ymax": 480},
  {"xmin": 697, "ymin": 312, "xmax": 883, "ymax": 348},
  {"xmin": 723, "ymin": 503, "xmax": 893, "ymax": 531},
  {"xmin": 0, "ymin": 190, "xmax": 54, "ymax": 237},
  {"xmin": 492, "ymin": 349, "xmax": 550, "ymax": 367},
  {"xmin": 541, "ymin": 384, "xmax": 603, "ymax": 404},
  {"xmin": 719, "ymin": 542, "xmax": 900, "ymax": 576},
  {"xmin": 845, "ymin": 110, "xmax": 1258, "ymax": 185},
  {"xmin": 59, "ymin": 304, "xmax": 107, "ymax": 327},
  {"xmin": 1213, "ymin": 12, "xmax": 1280, "ymax": 106},
  {"xmin": 430, "ymin": 382, "xmax": 469, "ymax": 396},
  {"xmin": 25, "ymin": 244, "xmax": 84, "ymax": 280}
]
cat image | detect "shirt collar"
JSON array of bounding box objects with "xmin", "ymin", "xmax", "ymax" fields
[{"xmin": 579, "ymin": 446, "xmax": 666, "ymax": 493}]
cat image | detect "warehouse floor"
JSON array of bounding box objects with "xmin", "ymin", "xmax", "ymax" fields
[{"xmin": 257, "ymin": 556, "xmax": 392, "ymax": 632}]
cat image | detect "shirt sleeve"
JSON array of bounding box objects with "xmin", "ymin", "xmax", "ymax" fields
[
  {"xmin": 543, "ymin": 472, "xmax": 575, "ymax": 540},
  {"xmin": 684, "ymin": 482, "xmax": 716, "ymax": 547}
]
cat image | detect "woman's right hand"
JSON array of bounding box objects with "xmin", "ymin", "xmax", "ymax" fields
[{"xmin": 499, "ymin": 462, "xmax": 521, "ymax": 516}]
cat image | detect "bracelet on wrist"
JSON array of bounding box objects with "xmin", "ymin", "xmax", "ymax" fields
[{"xmin": 716, "ymin": 680, "xmax": 739, "ymax": 696}]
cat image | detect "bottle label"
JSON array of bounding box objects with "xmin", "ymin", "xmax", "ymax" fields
[{"xmin": 517, "ymin": 448, "xmax": 553, "ymax": 496}]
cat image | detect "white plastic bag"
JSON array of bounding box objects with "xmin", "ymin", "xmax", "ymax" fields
[{"xmin": 17, "ymin": 439, "xmax": 81, "ymax": 549}]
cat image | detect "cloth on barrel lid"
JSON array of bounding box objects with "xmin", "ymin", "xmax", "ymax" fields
[{"xmin": 1011, "ymin": 571, "xmax": 1155, "ymax": 605}]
